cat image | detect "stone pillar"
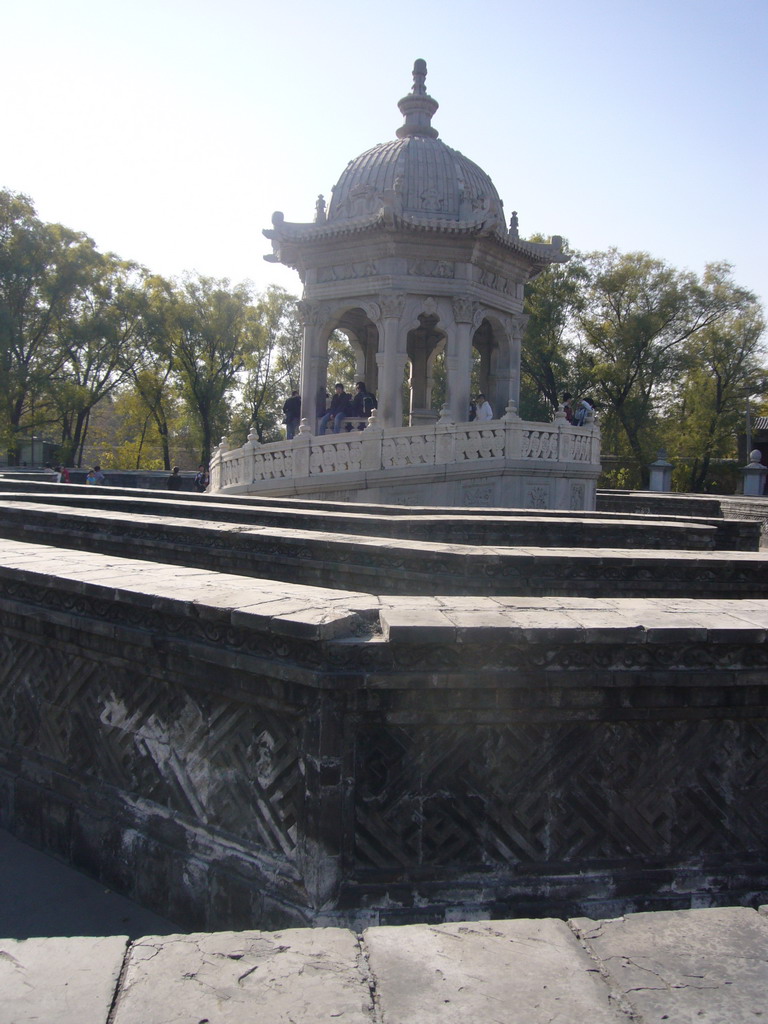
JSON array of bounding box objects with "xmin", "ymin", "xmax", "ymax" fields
[
  {"xmin": 298, "ymin": 301, "xmax": 328, "ymax": 434},
  {"xmin": 742, "ymin": 449, "xmax": 768, "ymax": 496},
  {"xmin": 375, "ymin": 293, "xmax": 407, "ymax": 428},
  {"xmin": 508, "ymin": 314, "xmax": 527, "ymax": 411},
  {"xmin": 648, "ymin": 450, "xmax": 673, "ymax": 492},
  {"xmin": 447, "ymin": 297, "xmax": 474, "ymax": 422},
  {"xmin": 409, "ymin": 344, "xmax": 429, "ymax": 419}
]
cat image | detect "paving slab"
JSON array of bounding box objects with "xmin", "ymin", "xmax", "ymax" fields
[
  {"xmin": 0, "ymin": 934, "xmax": 128, "ymax": 1024},
  {"xmin": 571, "ymin": 907, "xmax": 768, "ymax": 1023},
  {"xmin": 111, "ymin": 928, "xmax": 373, "ymax": 1024},
  {"xmin": 364, "ymin": 919, "xmax": 622, "ymax": 1023}
]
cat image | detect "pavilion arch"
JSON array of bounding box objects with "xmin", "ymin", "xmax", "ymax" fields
[
  {"xmin": 302, "ymin": 305, "xmax": 380, "ymax": 427},
  {"xmin": 471, "ymin": 314, "xmax": 515, "ymax": 419},
  {"xmin": 406, "ymin": 312, "xmax": 447, "ymax": 425}
]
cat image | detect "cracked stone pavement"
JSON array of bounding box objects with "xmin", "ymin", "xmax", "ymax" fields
[{"xmin": 0, "ymin": 906, "xmax": 766, "ymax": 1023}]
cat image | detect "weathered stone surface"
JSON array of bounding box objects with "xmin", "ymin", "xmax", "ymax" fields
[
  {"xmin": 0, "ymin": 935, "xmax": 127, "ymax": 1024},
  {"xmin": 364, "ymin": 919, "xmax": 622, "ymax": 1023},
  {"xmin": 112, "ymin": 928, "xmax": 372, "ymax": 1024},
  {"xmin": 571, "ymin": 907, "xmax": 768, "ymax": 1023}
]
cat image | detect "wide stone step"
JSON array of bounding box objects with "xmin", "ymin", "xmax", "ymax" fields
[
  {"xmin": 1, "ymin": 499, "xmax": 767, "ymax": 598},
  {"xmin": 0, "ymin": 483, "xmax": 758, "ymax": 550}
]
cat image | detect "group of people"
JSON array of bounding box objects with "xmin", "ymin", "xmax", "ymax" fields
[
  {"xmin": 49, "ymin": 463, "xmax": 104, "ymax": 484},
  {"xmin": 166, "ymin": 465, "xmax": 209, "ymax": 491},
  {"xmin": 315, "ymin": 382, "xmax": 378, "ymax": 435},
  {"xmin": 561, "ymin": 393, "xmax": 595, "ymax": 426}
]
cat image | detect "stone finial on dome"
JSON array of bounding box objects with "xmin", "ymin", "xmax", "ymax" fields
[{"xmin": 397, "ymin": 59, "xmax": 439, "ymax": 140}]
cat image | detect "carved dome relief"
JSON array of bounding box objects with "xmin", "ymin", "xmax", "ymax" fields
[
  {"xmin": 326, "ymin": 62, "xmax": 506, "ymax": 229},
  {"xmin": 327, "ymin": 137, "xmax": 506, "ymax": 228}
]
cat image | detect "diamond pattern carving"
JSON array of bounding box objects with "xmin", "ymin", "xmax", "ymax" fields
[
  {"xmin": 354, "ymin": 720, "xmax": 768, "ymax": 870},
  {"xmin": 0, "ymin": 633, "xmax": 301, "ymax": 857}
]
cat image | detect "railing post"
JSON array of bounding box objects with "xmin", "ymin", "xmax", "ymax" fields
[
  {"xmin": 292, "ymin": 422, "xmax": 312, "ymax": 479},
  {"xmin": 742, "ymin": 449, "xmax": 768, "ymax": 496},
  {"xmin": 435, "ymin": 406, "xmax": 455, "ymax": 465},
  {"xmin": 502, "ymin": 400, "xmax": 522, "ymax": 460},
  {"xmin": 361, "ymin": 408, "xmax": 384, "ymax": 471}
]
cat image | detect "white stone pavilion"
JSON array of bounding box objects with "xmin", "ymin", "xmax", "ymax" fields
[{"xmin": 210, "ymin": 60, "xmax": 601, "ymax": 508}]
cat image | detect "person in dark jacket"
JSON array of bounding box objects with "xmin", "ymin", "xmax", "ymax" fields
[
  {"xmin": 283, "ymin": 390, "xmax": 302, "ymax": 439},
  {"xmin": 166, "ymin": 466, "xmax": 184, "ymax": 490},
  {"xmin": 348, "ymin": 381, "xmax": 377, "ymax": 428},
  {"xmin": 318, "ymin": 383, "xmax": 351, "ymax": 435}
]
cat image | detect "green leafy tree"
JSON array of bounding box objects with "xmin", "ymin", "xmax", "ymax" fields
[
  {"xmin": 577, "ymin": 250, "xmax": 731, "ymax": 483},
  {"xmin": 239, "ymin": 285, "xmax": 301, "ymax": 443},
  {"xmin": 0, "ymin": 189, "xmax": 102, "ymax": 459},
  {"xmin": 521, "ymin": 244, "xmax": 588, "ymax": 419},
  {"xmin": 664, "ymin": 266, "xmax": 766, "ymax": 491},
  {"xmin": 171, "ymin": 274, "xmax": 248, "ymax": 463},
  {"xmin": 52, "ymin": 257, "xmax": 146, "ymax": 465},
  {"xmin": 122, "ymin": 275, "xmax": 179, "ymax": 469}
]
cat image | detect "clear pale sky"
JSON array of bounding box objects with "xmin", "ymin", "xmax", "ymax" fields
[{"xmin": 4, "ymin": 0, "xmax": 766, "ymax": 310}]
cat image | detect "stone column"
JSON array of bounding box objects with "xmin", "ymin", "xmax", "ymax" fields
[
  {"xmin": 375, "ymin": 293, "xmax": 407, "ymax": 428},
  {"xmin": 507, "ymin": 314, "xmax": 528, "ymax": 411},
  {"xmin": 447, "ymin": 297, "xmax": 474, "ymax": 422},
  {"xmin": 297, "ymin": 301, "xmax": 328, "ymax": 434}
]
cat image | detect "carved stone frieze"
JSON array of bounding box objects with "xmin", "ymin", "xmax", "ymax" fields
[
  {"xmin": 407, "ymin": 259, "xmax": 454, "ymax": 278},
  {"xmin": 317, "ymin": 261, "xmax": 379, "ymax": 284},
  {"xmin": 478, "ymin": 267, "xmax": 510, "ymax": 294}
]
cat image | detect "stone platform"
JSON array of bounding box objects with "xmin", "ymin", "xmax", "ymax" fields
[
  {"xmin": 2, "ymin": 907, "xmax": 767, "ymax": 1023},
  {"xmin": 0, "ymin": 483, "xmax": 766, "ymax": 930}
]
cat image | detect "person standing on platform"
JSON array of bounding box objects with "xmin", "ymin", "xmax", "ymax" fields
[
  {"xmin": 166, "ymin": 467, "xmax": 184, "ymax": 491},
  {"xmin": 282, "ymin": 390, "xmax": 302, "ymax": 440},
  {"xmin": 475, "ymin": 394, "xmax": 493, "ymax": 421}
]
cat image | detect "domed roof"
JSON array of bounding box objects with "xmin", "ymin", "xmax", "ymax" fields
[{"xmin": 326, "ymin": 60, "xmax": 506, "ymax": 229}]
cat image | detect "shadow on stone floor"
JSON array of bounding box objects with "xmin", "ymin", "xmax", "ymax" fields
[{"xmin": 0, "ymin": 828, "xmax": 183, "ymax": 939}]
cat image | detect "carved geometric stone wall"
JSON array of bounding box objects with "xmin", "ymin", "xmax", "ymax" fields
[{"xmin": 0, "ymin": 530, "xmax": 766, "ymax": 929}]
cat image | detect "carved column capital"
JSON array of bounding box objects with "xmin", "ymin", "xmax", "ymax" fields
[
  {"xmin": 451, "ymin": 296, "xmax": 475, "ymax": 324},
  {"xmin": 510, "ymin": 313, "xmax": 530, "ymax": 340},
  {"xmin": 378, "ymin": 292, "xmax": 406, "ymax": 319},
  {"xmin": 361, "ymin": 301, "xmax": 382, "ymax": 324},
  {"xmin": 297, "ymin": 299, "xmax": 327, "ymax": 328}
]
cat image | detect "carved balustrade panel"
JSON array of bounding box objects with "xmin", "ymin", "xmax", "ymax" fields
[
  {"xmin": 455, "ymin": 426, "xmax": 506, "ymax": 462},
  {"xmin": 520, "ymin": 429, "xmax": 559, "ymax": 461},
  {"xmin": 308, "ymin": 437, "xmax": 365, "ymax": 475},
  {"xmin": 381, "ymin": 432, "xmax": 436, "ymax": 469},
  {"xmin": 254, "ymin": 447, "xmax": 293, "ymax": 481},
  {"xmin": 569, "ymin": 431, "xmax": 595, "ymax": 463}
]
